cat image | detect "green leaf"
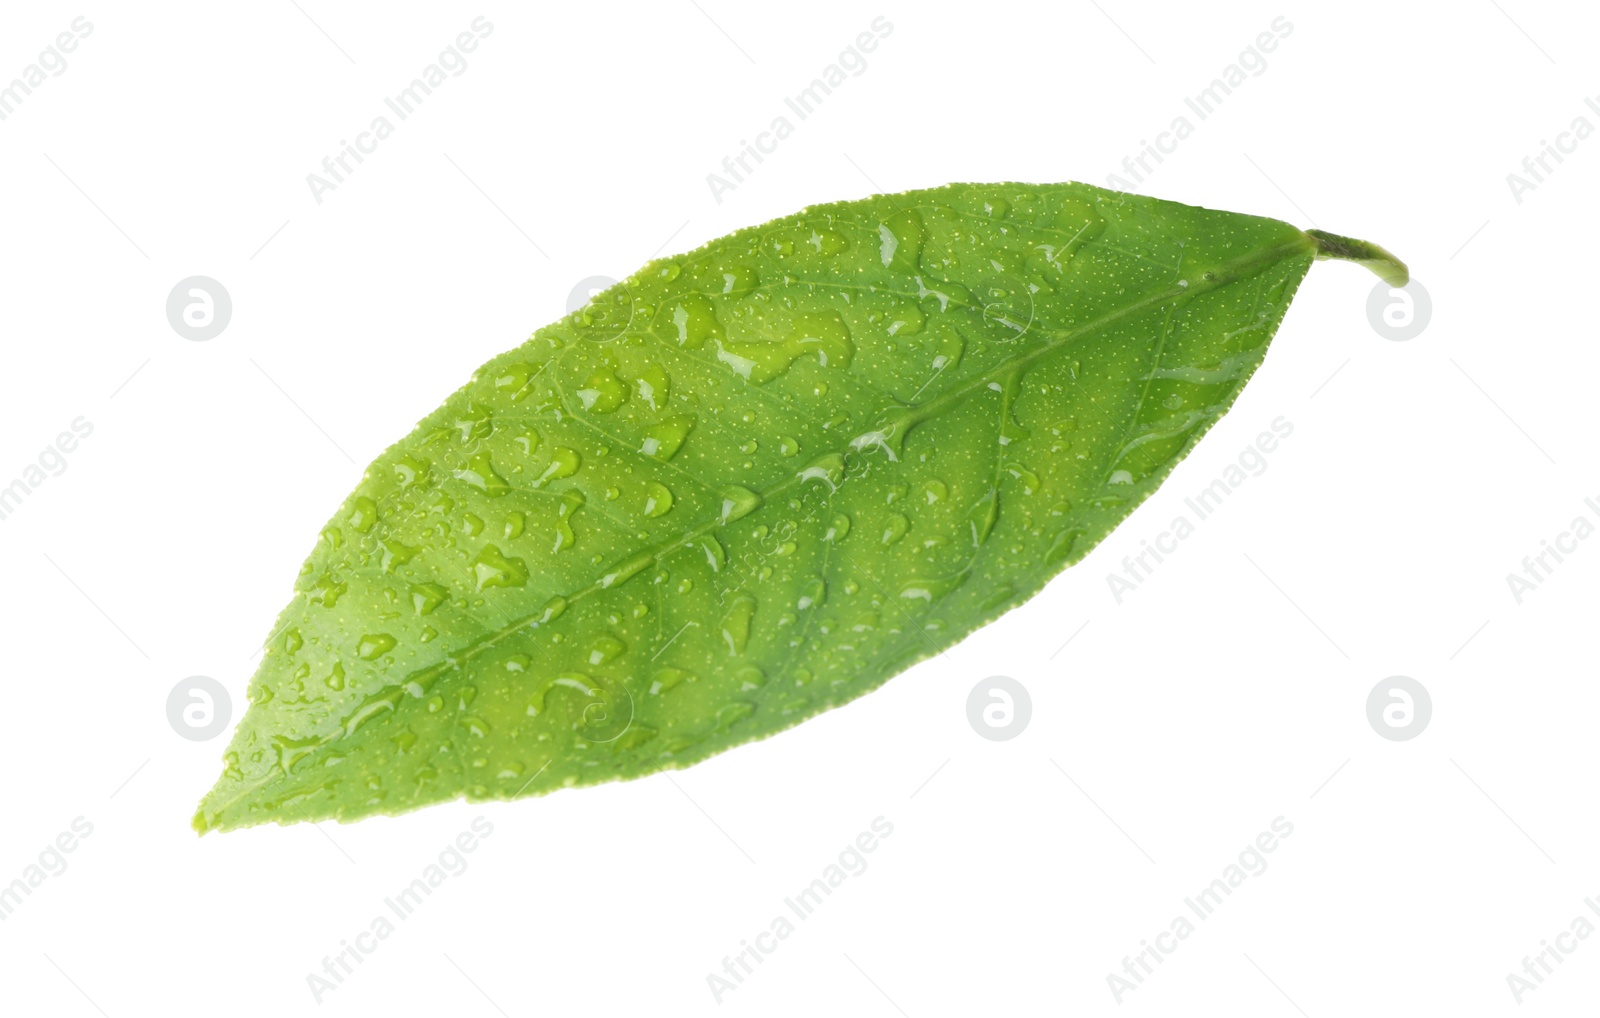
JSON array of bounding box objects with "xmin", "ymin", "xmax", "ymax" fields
[{"xmin": 195, "ymin": 182, "xmax": 1402, "ymax": 832}]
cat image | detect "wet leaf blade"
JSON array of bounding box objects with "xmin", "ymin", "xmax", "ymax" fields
[{"xmin": 197, "ymin": 182, "xmax": 1336, "ymax": 831}]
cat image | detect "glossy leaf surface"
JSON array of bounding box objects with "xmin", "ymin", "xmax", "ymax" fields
[{"xmin": 196, "ymin": 182, "xmax": 1401, "ymax": 831}]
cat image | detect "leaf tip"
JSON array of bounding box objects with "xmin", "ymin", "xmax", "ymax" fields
[
  {"xmin": 191, "ymin": 785, "xmax": 235, "ymax": 835},
  {"xmin": 1305, "ymin": 229, "xmax": 1409, "ymax": 287}
]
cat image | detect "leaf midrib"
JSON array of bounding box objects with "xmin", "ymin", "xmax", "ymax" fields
[{"xmin": 458, "ymin": 235, "xmax": 1317, "ymax": 659}]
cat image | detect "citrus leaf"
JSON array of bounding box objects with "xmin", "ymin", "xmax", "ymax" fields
[{"xmin": 195, "ymin": 182, "xmax": 1402, "ymax": 832}]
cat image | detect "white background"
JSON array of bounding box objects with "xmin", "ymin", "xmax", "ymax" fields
[{"xmin": 0, "ymin": 1, "xmax": 1594, "ymax": 1014}]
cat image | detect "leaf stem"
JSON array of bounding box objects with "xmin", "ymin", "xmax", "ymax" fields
[{"xmin": 1304, "ymin": 229, "xmax": 1409, "ymax": 287}]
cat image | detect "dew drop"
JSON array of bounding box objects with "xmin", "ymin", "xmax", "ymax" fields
[
  {"xmin": 979, "ymin": 585, "xmax": 1014, "ymax": 611},
  {"xmin": 380, "ymin": 539, "xmax": 420, "ymax": 574},
  {"xmin": 410, "ymin": 582, "xmax": 448, "ymax": 616},
  {"xmin": 357, "ymin": 634, "xmax": 396, "ymax": 660},
  {"xmin": 798, "ymin": 452, "xmax": 846, "ymax": 493},
  {"xmin": 966, "ymin": 489, "xmax": 999, "ymax": 547},
  {"xmin": 347, "ymin": 496, "xmax": 378, "ymax": 533},
  {"xmin": 716, "ymin": 702, "xmax": 757, "ymax": 729},
  {"xmin": 721, "ymin": 595, "xmax": 756, "ymax": 655},
  {"xmin": 534, "ymin": 448, "xmax": 581, "ymax": 487},
  {"xmin": 797, "ymin": 577, "xmax": 826, "ymax": 611},
  {"xmin": 807, "ymin": 226, "xmax": 850, "ymax": 255},
  {"xmin": 881, "ymin": 209, "xmax": 926, "ymax": 274},
  {"xmin": 577, "ymin": 368, "xmax": 627, "ymax": 413},
  {"xmin": 658, "ymin": 292, "xmax": 724, "ymax": 349},
  {"xmin": 899, "ymin": 572, "xmax": 969, "ymax": 603},
  {"xmin": 640, "ymin": 416, "xmax": 695, "ymax": 461},
  {"xmin": 472, "ymin": 545, "xmax": 529, "ymax": 590},
  {"xmin": 1047, "ymin": 527, "xmax": 1087, "ymax": 563},
  {"xmin": 493, "ymin": 363, "xmax": 535, "ymax": 399},
  {"xmin": 699, "ymin": 535, "xmax": 727, "ymax": 573},
  {"xmin": 552, "ymin": 492, "xmax": 584, "ymax": 553},
  {"xmin": 601, "ymin": 551, "xmax": 654, "ymax": 588},
  {"xmin": 825, "ymin": 514, "xmax": 851, "ymax": 542},
  {"xmin": 504, "ymin": 511, "xmax": 525, "ymax": 539},
  {"xmin": 633, "ymin": 362, "xmax": 670, "ymax": 411},
  {"xmin": 392, "ymin": 454, "xmax": 430, "ymax": 488},
  {"xmin": 512, "ymin": 427, "xmax": 540, "ymax": 456},
  {"xmin": 881, "ymin": 514, "xmax": 910, "ymax": 545},
  {"xmin": 720, "ymin": 485, "xmax": 763, "ymax": 524},
  {"xmin": 643, "ymin": 481, "xmax": 674, "ymax": 518},
  {"xmin": 538, "ymin": 596, "xmax": 568, "ymax": 624},
  {"xmin": 588, "ymin": 635, "xmax": 626, "ymax": 666},
  {"xmin": 454, "ymin": 401, "xmax": 494, "ymax": 442},
  {"xmin": 1004, "ymin": 463, "xmax": 1042, "ymax": 495},
  {"xmin": 649, "ymin": 668, "xmax": 695, "ymax": 695}
]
